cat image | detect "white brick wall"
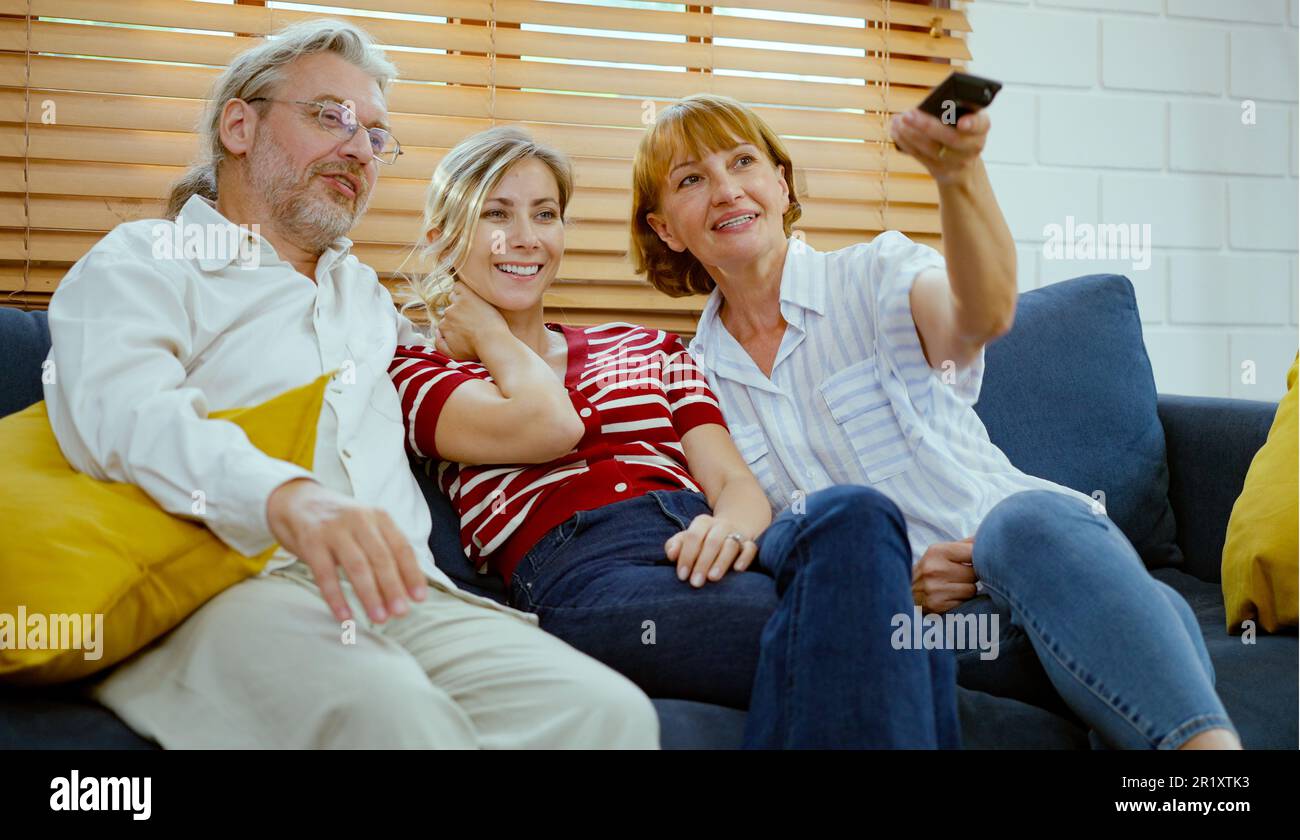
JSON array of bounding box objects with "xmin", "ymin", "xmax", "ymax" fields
[
  {"xmin": 1169, "ymin": 101, "xmax": 1288, "ymax": 175},
  {"xmin": 1102, "ymin": 18, "xmax": 1226, "ymax": 94},
  {"xmin": 965, "ymin": 0, "xmax": 1299, "ymax": 400},
  {"xmin": 1230, "ymin": 29, "xmax": 1299, "ymax": 102}
]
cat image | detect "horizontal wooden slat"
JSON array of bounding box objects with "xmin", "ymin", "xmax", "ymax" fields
[
  {"xmin": 345, "ymin": 0, "xmax": 489, "ymax": 15},
  {"xmin": 496, "ymin": 0, "xmax": 967, "ymax": 57},
  {"xmin": 7, "ymin": 10, "xmax": 490, "ymax": 60},
  {"xmin": 1, "ymin": 0, "xmax": 969, "ymax": 61},
  {"xmin": 0, "ymin": 20, "xmax": 956, "ymax": 95},
  {"xmin": 544, "ymin": 282, "xmax": 709, "ymax": 312},
  {"xmin": 0, "ymin": 17, "xmax": 957, "ymax": 88},
  {"xmin": 278, "ymin": 0, "xmax": 968, "ymax": 32},
  {"xmin": 0, "ymin": 294, "xmax": 52, "ymax": 310},
  {"xmin": 0, "ymin": 265, "xmax": 61, "ymax": 292},
  {"xmin": 490, "ymin": 28, "xmax": 945, "ymax": 80},
  {"xmin": 0, "ymin": 52, "xmax": 938, "ymax": 114},
  {"xmin": 0, "ymin": 0, "xmax": 970, "ymax": 35},
  {"xmin": 722, "ymin": 0, "xmax": 971, "ymax": 31},
  {"xmin": 0, "ymin": 20, "xmax": 266, "ymax": 66}
]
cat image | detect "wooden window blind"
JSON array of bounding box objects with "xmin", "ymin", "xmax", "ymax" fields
[{"xmin": 0, "ymin": 0, "xmax": 970, "ymax": 333}]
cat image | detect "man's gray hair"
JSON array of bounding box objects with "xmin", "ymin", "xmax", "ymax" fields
[{"xmin": 165, "ymin": 18, "xmax": 398, "ymax": 219}]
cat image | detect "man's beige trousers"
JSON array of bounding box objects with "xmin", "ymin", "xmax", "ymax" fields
[{"xmin": 91, "ymin": 561, "xmax": 659, "ymax": 749}]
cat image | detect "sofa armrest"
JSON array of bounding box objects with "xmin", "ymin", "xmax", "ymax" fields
[{"xmin": 1157, "ymin": 394, "xmax": 1277, "ymax": 584}]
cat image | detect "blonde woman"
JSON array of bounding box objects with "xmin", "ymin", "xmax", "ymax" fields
[
  {"xmin": 630, "ymin": 93, "xmax": 1239, "ymax": 750},
  {"xmin": 389, "ymin": 126, "xmax": 961, "ymax": 748}
]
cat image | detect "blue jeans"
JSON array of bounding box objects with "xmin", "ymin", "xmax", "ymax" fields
[
  {"xmin": 956, "ymin": 490, "xmax": 1235, "ymax": 749},
  {"xmin": 509, "ymin": 485, "xmax": 960, "ymax": 748}
]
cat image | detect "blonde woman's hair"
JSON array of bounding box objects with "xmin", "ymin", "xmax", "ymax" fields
[
  {"xmin": 399, "ymin": 126, "xmax": 574, "ymax": 323},
  {"xmin": 630, "ymin": 94, "xmax": 801, "ymax": 298},
  {"xmin": 165, "ymin": 19, "xmax": 398, "ymax": 219}
]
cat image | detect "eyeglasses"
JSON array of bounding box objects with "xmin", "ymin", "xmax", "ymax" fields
[{"xmin": 246, "ymin": 98, "xmax": 403, "ymax": 165}]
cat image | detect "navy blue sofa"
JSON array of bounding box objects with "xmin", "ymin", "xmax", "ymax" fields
[{"xmin": 2, "ymin": 274, "xmax": 1295, "ymax": 749}]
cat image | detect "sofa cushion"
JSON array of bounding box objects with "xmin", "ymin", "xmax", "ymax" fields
[
  {"xmin": 1152, "ymin": 567, "xmax": 1298, "ymax": 750},
  {"xmin": 1158, "ymin": 395, "xmax": 1277, "ymax": 583},
  {"xmin": 0, "ymin": 374, "xmax": 329, "ymax": 685},
  {"xmin": 0, "ymin": 685, "xmax": 157, "ymax": 749},
  {"xmin": 975, "ymin": 275, "xmax": 1182, "ymax": 569},
  {"xmin": 649, "ymin": 688, "xmax": 1089, "ymax": 749},
  {"xmin": 0, "ymin": 307, "xmax": 49, "ymax": 419},
  {"xmin": 1221, "ymin": 354, "xmax": 1298, "ymax": 633},
  {"xmin": 0, "ymin": 686, "xmax": 731, "ymax": 751}
]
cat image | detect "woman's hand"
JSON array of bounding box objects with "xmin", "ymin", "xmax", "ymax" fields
[
  {"xmin": 433, "ymin": 280, "xmax": 508, "ymax": 361},
  {"xmin": 673, "ymin": 424, "xmax": 772, "ymax": 588},
  {"xmin": 666, "ymin": 514, "xmax": 759, "ymax": 588},
  {"xmin": 889, "ymin": 108, "xmax": 990, "ymax": 188},
  {"xmin": 912, "ymin": 536, "xmax": 977, "ymax": 614}
]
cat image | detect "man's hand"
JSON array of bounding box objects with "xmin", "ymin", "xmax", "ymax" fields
[
  {"xmin": 267, "ymin": 478, "xmax": 428, "ymax": 624},
  {"xmin": 912, "ymin": 536, "xmax": 977, "ymax": 614},
  {"xmin": 666, "ymin": 514, "xmax": 758, "ymax": 588},
  {"xmin": 433, "ymin": 280, "xmax": 509, "ymax": 361}
]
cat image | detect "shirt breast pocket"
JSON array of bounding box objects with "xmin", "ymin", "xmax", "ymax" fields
[{"xmin": 818, "ymin": 357, "xmax": 913, "ymax": 483}]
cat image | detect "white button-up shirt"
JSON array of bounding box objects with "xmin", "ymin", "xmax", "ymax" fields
[
  {"xmin": 690, "ymin": 233, "xmax": 1095, "ymax": 565},
  {"xmin": 43, "ymin": 195, "xmax": 527, "ymax": 619}
]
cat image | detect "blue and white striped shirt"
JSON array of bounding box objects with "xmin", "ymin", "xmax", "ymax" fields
[{"xmin": 689, "ymin": 233, "xmax": 1094, "ymax": 565}]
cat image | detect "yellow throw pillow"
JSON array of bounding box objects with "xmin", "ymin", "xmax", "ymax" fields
[
  {"xmin": 1222, "ymin": 354, "xmax": 1299, "ymax": 633},
  {"xmin": 0, "ymin": 373, "xmax": 329, "ymax": 685}
]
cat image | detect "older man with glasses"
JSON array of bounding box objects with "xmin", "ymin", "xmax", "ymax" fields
[{"xmin": 41, "ymin": 19, "xmax": 658, "ymax": 750}]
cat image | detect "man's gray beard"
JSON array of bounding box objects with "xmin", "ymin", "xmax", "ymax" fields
[{"xmin": 247, "ymin": 131, "xmax": 369, "ymax": 255}]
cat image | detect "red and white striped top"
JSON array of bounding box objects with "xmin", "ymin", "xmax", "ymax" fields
[{"xmin": 388, "ymin": 322, "xmax": 728, "ymax": 582}]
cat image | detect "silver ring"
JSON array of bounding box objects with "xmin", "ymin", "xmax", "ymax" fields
[{"xmin": 725, "ymin": 532, "xmax": 746, "ymax": 545}]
